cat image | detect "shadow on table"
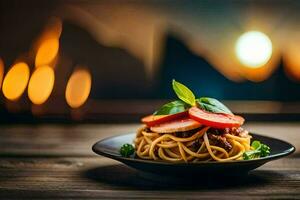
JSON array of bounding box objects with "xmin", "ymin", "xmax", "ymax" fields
[{"xmin": 84, "ymin": 164, "xmax": 282, "ymax": 190}]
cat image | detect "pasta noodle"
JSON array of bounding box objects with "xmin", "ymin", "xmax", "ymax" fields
[
  {"xmin": 134, "ymin": 126, "xmax": 251, "ymax": 162},
  {"xmin": 128, "ymin": 81, "xmax": 269, "ymax": 162}
]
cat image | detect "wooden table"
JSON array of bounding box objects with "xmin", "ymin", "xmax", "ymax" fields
[{"xmin": 0, "ymin": 122, "xmax": 299, "ymax": 199}]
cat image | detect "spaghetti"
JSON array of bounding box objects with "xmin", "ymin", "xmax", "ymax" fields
[
  {"xmin": 124, "ymin": 80, "xmax": 270, "ymax": 162},
  {"xmin": 134, "ymin": 126, "xmax": 252, "ymax": 162}
]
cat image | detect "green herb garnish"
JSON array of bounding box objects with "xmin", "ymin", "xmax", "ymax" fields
[
  {"xmin": 243, "ymin": 140, "xmax": 271, "ymax": 160},
  {"xmin": 154, "ymin": 100, "xmax": 190, "ymax": 115},
  {"xmin": 153, "ymin": 80, "xmax": 234, "ymax": 115},
  {"xmin": 196, "ymin": 97, "xmax": 233, "ymax": 115},
  {"xmin": 172, "ymin": 79, "xmax": 196, "ymax": 106},
  {"xmin": 120, "ymin": 144, "xmax": 135, "ymax": 157}
]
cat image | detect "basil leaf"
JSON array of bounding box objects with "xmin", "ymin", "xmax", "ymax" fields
[
  {"xmin": 154, "ymin": 100, "xmax": 190, "ymax": 115},
  {"xmin": 172, "ymin": 79, "xmax": 196, "ymax": 106},
  {"xmin": 196, "ymin": 97, "xmax": 232, "ymax": 114}
]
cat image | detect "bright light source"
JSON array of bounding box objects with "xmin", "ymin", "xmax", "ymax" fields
[
  {"xmin": 28, "ymin": 66, "xmax": 55, "ymax": 105},
  {"xmin": 65, "ymin": 68, "xmax": 92, "ymax": 108},
  {"xmin": 2, "ymin": 62, "xmax": 30, "ymax": 101},
  {"xmin": 236, "ymin": 31, "xmax": 272, "ymax": 68},
  {"xmin": 35, "ymin": 38, "xmax": 59, "ymax": 67}
]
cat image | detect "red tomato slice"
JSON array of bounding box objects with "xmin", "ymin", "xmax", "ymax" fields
[
  {"xmin": 141, "ymin": 111, "xmax": 188, "ymax": 127},
  {"xmin": 188, "ymin": 107, "xmax": 244, "ymax": 129},
  {"xmin": 150, "ymin": 118, "xmax": 202, "ymax": 133}
]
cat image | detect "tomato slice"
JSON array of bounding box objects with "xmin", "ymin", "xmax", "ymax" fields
[
  {"xmin": 141, "ymin": 111, "xmax": 188, "ymax": 127},
  {"xmin": 150, "ymin": 118, "xmax": 201, "ymax": 133},
  {"xmin": 188, "ymin": 107, "xmax": 244, "ymax": 129}
]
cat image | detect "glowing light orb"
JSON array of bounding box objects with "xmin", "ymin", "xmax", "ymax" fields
[
  {"xmin": 235, "ymin": 31, "xmax": 272, "ymax": 68},
  {"xmin": 35, "ymin": 38, "xmax": 59, "ymax": 67},
  {"xmin": 2, "ymin": 62, "xmax": 30, "ymax": 101},
  {"xmin": 28, "ymin": 66, "xmax": 55, "ymax": 105},
  {"xmin": 65, "ymin": 68, "xmax": 92, "ymax": 108}
]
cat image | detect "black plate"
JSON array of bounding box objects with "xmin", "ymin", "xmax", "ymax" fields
[{"xmin": 92, "ymin": 133, "xmax": 295, "ymax": 176}]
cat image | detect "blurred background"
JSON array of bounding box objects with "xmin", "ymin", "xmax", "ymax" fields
[{"xmin": 1, "ymin": 0, "xmax": 300, "ymax": 123}]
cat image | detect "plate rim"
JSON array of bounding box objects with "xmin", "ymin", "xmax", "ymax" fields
[{"xmin": 92, "ymin": 132, "xmax": 296, "ymax": 165}]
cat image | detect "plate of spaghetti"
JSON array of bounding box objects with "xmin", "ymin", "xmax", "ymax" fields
[{"xmin": 92, "ymin": 80, "xmax": 295, "ymax": 175}]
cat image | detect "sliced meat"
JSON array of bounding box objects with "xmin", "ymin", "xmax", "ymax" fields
[
  {"xmin": 150, "ymin": 118, "xmax": 202, "ymax": 133},
  {"xmin": 141, "ymin": 111, "xmax": 188, "ymax": 126}
]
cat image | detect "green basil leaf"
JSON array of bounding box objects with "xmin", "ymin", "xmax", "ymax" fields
[
  {"xmin": 153, "ymin": 100, "xmax": 190, "ymax": 115},
  {"xmin": 172, "ymin": 79, "xmax": 196, "ymax": 106},
  {"xmin": 196, "ymin": 97, "xmax": 232, "ymax": 114}
]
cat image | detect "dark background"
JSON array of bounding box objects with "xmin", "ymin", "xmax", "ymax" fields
[{"xmin": 0, "ymin": 0, "xmax": 300, "ymax": 122}]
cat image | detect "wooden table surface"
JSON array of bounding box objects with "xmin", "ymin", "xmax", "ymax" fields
[{"xmin": 0, "ymin": 122, "xmax": 299, "ymax": 199}]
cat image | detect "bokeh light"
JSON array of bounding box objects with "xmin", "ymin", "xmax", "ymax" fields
[
  {"xmin": 35, "ymin": 38, "xmax": 59, "ymax": 67},
  {"xmin": 65, "ymin": 68, "xmax": 92, "ymax": 108},
  {"xmin": 28, "ymin": 66, "xmax": 55, "ymax": 105},
  {"xmin": 236, "ymin": 31, "xmax": 273, "ymax": 68},
  {"xmin": 42, "ymin": 17, "xmax": 62, "ymax": 39},
  {"xmin": 0, "ymin": 58, "xmax": 4, "ymax": 89},
  {"xmin": 282, "ymin": 37, "xmax": 300, "ymax": 81},
  {"xmin": 2, "ymin": 62, "xmax": 30, "ymax": 101}
]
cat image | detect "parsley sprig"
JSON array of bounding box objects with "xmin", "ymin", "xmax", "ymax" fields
[
  {"xmin": 120, "ymin": 144, "xmax": 135, "ymax": 157},
  {"xmin": 243, "ymin": 141, "xmax": 271, "ymax": 160}
]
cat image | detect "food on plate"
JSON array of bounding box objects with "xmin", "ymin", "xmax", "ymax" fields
[
  {"xmin": 122, "ymin": 80, "xmax": 270, "ymax": 162},
  {"xmin": 120, "ymin": 143, "xmax": 135, "ymax": 157}
]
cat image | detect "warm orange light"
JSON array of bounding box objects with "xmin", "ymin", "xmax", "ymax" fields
[
  {"xmin": 35, "ymin": 38, "xmax": 59, "ymax": 67},
  {"xmin": 0, "ymin": 58, "xmax": 4, "ymax": 88},
  {"xmin": 65, "ymin": 68, "xmax": 92, "ymax": 108},
  {"xmin": 31, "ymin": 17, "xmax": 62, "ymax": 68},
  {"xmin": 2, "ymin": 62, "xmax": 30, "ymax": 101},
  {"xmin": 283, "ymin": 43, "xmax": 300, "ymax": 81},
  {"xmin": 43, "ymin": 17, "xmax": 63, "ymax": 39},
  {"xmin": 28, "ymin": 66, "xmax": 55, "ymax": 105},
  {"xmin": 240, "ymin": 63, "xmax": 275, "ymax": 82}
]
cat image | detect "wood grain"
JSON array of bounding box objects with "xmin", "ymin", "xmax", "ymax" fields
[
  {"xmin": 0, "ymin": 123, "xmax": 299, "ymax": 199},
  {"xmin": 0, "ymin": 124, "xmax": 139, "ymax": 156},
  {"xmin": 0, "ymin": 157, "xmax": 299, "ymax": 199}
]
